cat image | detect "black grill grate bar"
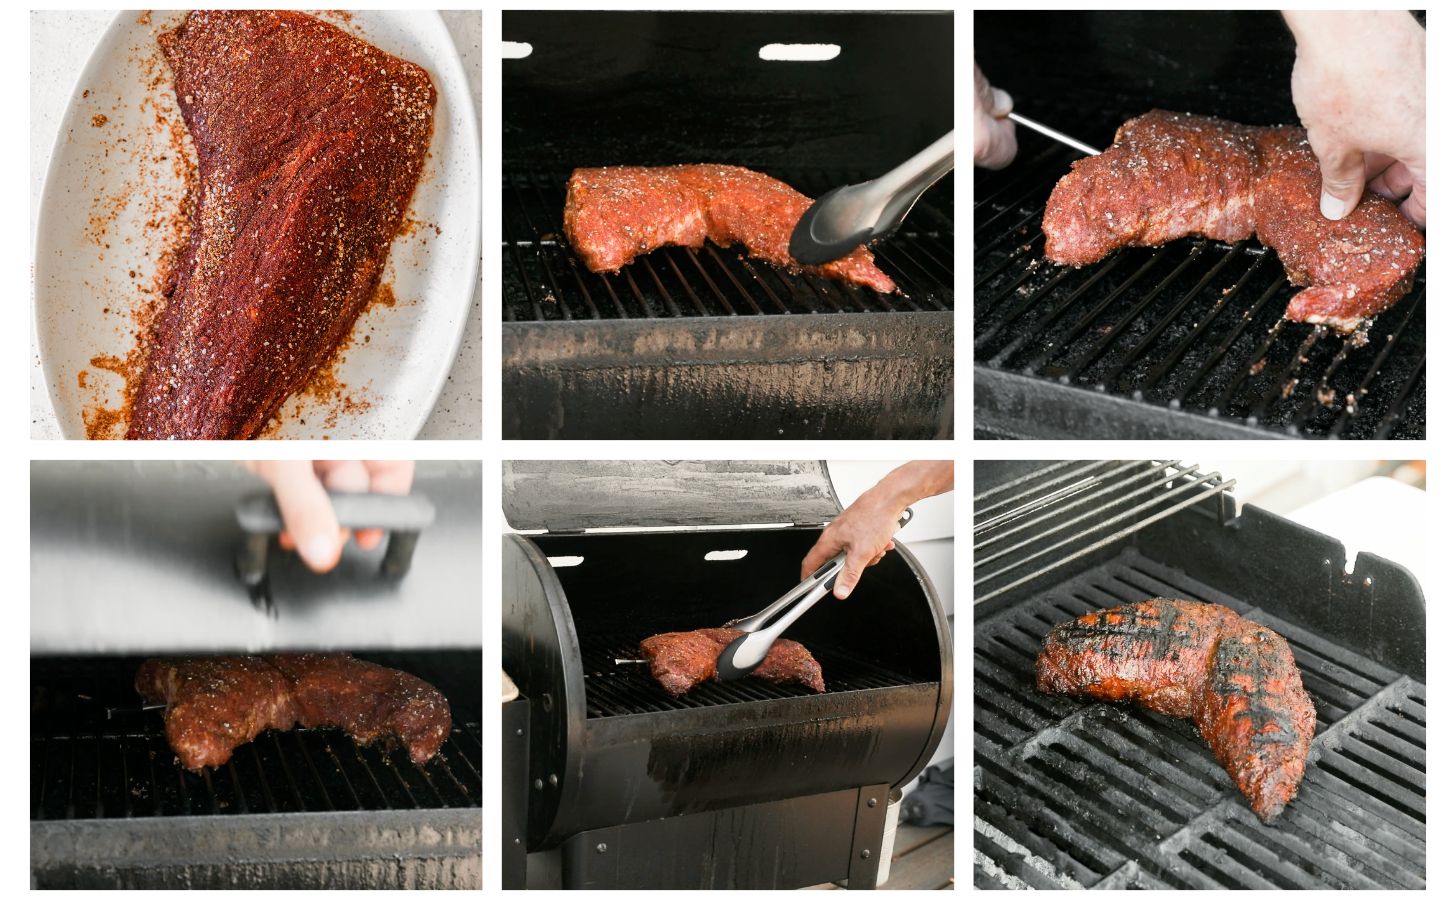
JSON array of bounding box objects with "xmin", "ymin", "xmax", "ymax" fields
[
  {"xmin": 511, "ymin": 184, "xmax": 574, "ymax": 322},
  {"xmin": 1374, "ymin": 354, "xmax": 1424, "ymax": 439},
  {"xmin": 978, "ymin": 753, "xmax": 1153, "ymax": 875},
  {"xmin": 1000, "ymin": 247, "xmax": 1173, "ymax": 369},
  {"xmin": 972, "ymin": 156, "xmax": 1064, "ymax": 239},
  {"xmin": 1248, "ymin": 326, "xmax": 1326, "ymax": 423},
  {"xmin": 576, "ymin": 633, "xmax": 921, "ymax": 717},
  {"xmin": 978, "ymin": 253, "xmax": 1123, "ymax": 353},
  {"xmin": 1035, "ymin": 245, "xmax": 1206, "ymax": 378},
  {"xmin": 1327, "ymin": 289, "xmax": 1424, "ymax": 438},
  {"xmin": 1128, "ymin": 246, "xmax": 1268, "ymax": 393},
  {"xmin": 973, "ymin": 817, "xmax": 1085, "ymax": 889}
]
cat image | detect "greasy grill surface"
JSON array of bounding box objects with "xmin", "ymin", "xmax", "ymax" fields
[
  {"xmin": 505, "ymin": 171, "xmax": 953, "ymax": 321},
  {"xmin": 31, "ymin": 652, "xmax": 482, "ymax": 821},
  {"xmin": 974, "ymin": 136, "xmax": 1425, "ymax": 439},
  {"xmin": 973, "ymin": 549, "xmax": 1425, "ymax": 888},
  {"xmin": 578, "ymin": 633, "xmax": 918, "ymax": 718}
]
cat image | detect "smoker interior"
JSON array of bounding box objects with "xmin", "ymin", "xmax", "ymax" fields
[
  {"xmin": 32, "ymin": 650, "xmax": 482, "ymax": 888},
  {"xmin": 506, "ymin": 526, "xmax": 950, "ymax": 853},
  {"xmin": 527, "ymin": 527, "xmax": 942, "ymax": 703},
  {"xmin": 973, "ymin": 502, "xmax": 1425, "ymax": 888},
  {"xmin": 502, "ymin": 11, "xmax": 954, "ymax": 440},
  {"xmin": 973, "ymin": 11, "xmax": 1425, "ymax": 439}
]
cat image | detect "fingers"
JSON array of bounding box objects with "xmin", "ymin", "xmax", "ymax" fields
[
  {"xmin": 1400, "ymin": 188, "xmax": 1426, "ymax": 229},
  {"xmin": 833, "ymin": 546, "xmax": 873, "ymax": 600},
  {"xmin": 1365, "ymin": 159, "xmax": 1412, "ymax": 203},
  {"xmin": 800, "ymin": 534, "xmax": 839, "ymax": 581},
  {"xmin": 359, "ymin": 461, "xmax": 415, "ymax": 550},
  {"xmin": 258, "ymin": 461, "xmax": 344, "ymax": 573},
  {"xmin": 1309, "ymin": 138, "xmax": 1367, "ymax": 220},
  {"xmin": 974, "ymin": 62, "xmax": 1018, "ymax": 169}
]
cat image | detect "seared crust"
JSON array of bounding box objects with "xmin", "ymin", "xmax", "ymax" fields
[
  {"xmin": 136, "ymin": 654, "xmax": 450, "ymax": 770},
  {"xmin": 1035, "ymin": 598, "xmax": 1316, "ymax": 823}
]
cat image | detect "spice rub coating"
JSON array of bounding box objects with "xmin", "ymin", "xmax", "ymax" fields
[
  {"xmin": 1043, "ymin": 111, "xmax": 1423, "ymax": 332},
  {"xmin": 639, "ymin": 627, "xmax": 826, "ymax": 696},
  {"xmin": 127, "ymin": 11, "xmax": 435, "ymax": 439},
  {"xmin": 564, "ymin": 165, "xmax": 897, "ymax": 293},
  {"xmin": 1035, "ymin": 598, "xmax": 1316, "ymax": 823},
  {"xmin": 136, "ymin": 653, "xmax": 451, "ymax": 770}
]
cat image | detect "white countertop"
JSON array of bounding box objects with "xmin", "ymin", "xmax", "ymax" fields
[{"xmin": 28, "ymin": 10, "xmax": 483, "ymax": 439}]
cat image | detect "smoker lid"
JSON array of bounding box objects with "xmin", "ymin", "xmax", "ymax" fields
[
  {"xmin": 502, "ymin": 460, "xmax": 842, "ymax": 531},
  {"xmin": 29, "ymin": 461, "xmax": 482, "ymax": 653}
]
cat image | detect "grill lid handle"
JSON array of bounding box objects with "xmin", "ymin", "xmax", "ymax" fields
[{"xmin": 234, "ymin": 491, "xmax": 437, "ymax": 615}]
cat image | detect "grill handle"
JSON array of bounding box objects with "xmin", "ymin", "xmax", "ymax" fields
[{"xmin": 235, "ymin": 491, "xmax": 438, "ymax": 588}]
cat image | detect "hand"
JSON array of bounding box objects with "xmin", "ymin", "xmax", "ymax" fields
[
  {"xmin": 1285, "ymin": 11, "xmax": 1425, "ymax": 226},
  {"xmin": 241, "ymin": 461, "xmax": 415, "ymax": 572},
  {"xmin": 799, "ymin": 461, "xmax": 953, "ymax": 600},
  {"xmin": 974, "ymin": 62, "xmax": 1018, "ymax": 169}
]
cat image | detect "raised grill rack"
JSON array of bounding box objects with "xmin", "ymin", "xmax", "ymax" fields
[
  {"xmin": 974, "ymin": 137, "xmax": 1425, "ymax": 439},
  {"xmin": 31, "ymin": 652, "xmax": 483, "ymax": 821},
  {"xmin": 504, "ymin": 171, "xmax": 953, "ymax": 321},
  {"xmin": 973, "ymin": 460, "xmax": 1235, "ymax": 605},
  {"xmin": 973, "ymin": 549, "xmax": 1425, "ymax": 889},
  {"xmin": 578, "ymin": 633, "xmax": 920, "ymax": 718}
]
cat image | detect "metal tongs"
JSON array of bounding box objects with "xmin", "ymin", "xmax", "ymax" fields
[
  {"xmin": 789, "ymin": 132, "xmax": 954, "ymax": 266},
  {"xmin": 716, "ymin": 508, "xmax": 913, "ymax": 681}
]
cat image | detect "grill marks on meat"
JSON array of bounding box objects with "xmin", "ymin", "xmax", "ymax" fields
[
  {"xmin": 564, "ymin": 165, "xmax": 897, "ymax": 294},
  {"xmin": 1035, "ymin": 599, "xmax": 1316, "ymax": 823},
  {"xmin": 1043, "ymin": 111, "xmax": 1424, "ymax": 332},
  {"xmin": 128, "ymin": 11, "xmax": 435, "ymax": 439},
  {"xmin": 136, "ymin": 653, "xmax": 451, "ymax": 771},
  {"xmin": 639, "ymin": 627, "xmax": 826, "ymax": 696}
]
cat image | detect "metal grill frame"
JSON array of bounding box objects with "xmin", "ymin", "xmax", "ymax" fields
[{"xmin": 973, "ymin": 138, "xmax": 1425, "ymax": 440}]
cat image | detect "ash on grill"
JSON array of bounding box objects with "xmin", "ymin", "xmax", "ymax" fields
[{"xmin": 972, "ymin": 461, "xmax": 1425, "ymax": 889}]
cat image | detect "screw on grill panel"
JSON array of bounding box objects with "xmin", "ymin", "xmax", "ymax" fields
[{"xmin": 596, "ymin": 843, "xmax": 608, "ymax": 853}]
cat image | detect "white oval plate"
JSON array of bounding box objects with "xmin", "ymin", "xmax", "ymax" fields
[{"xmin": 34, "ymin": 10, "xmax": 480, "ymax": 439}]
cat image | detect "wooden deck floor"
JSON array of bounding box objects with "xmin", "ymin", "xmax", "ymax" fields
[{"xmin": 805, "ymin": 824, "xmax": 953, "ymax": 890}]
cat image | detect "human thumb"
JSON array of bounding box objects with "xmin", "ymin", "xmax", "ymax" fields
[{"xmin": 1314, "ymin": 143, "xmax": 1366, "ymax": 220}]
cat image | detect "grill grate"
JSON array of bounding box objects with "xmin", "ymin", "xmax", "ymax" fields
[
  {"xmin": 578, "ymin": 633, "xmax": 920, "ymax": 718},
  {"xmin": 504, "ymin": 171, "xmax": 953, "ymax": 322},
  {"xmin": 973, "ymin": 549, "xmax": 1425, "ymax": 889},
  {"xmin": 974, "ymin": 137, "xmax": 1425, "ymax": 439},
  {"xmin": 974, "ymin": 460, "xmax": 1235, "ymax": 605},
  {"xmin": 31, "ymin": 652, "xmax": 483, "ymax": 821}
]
